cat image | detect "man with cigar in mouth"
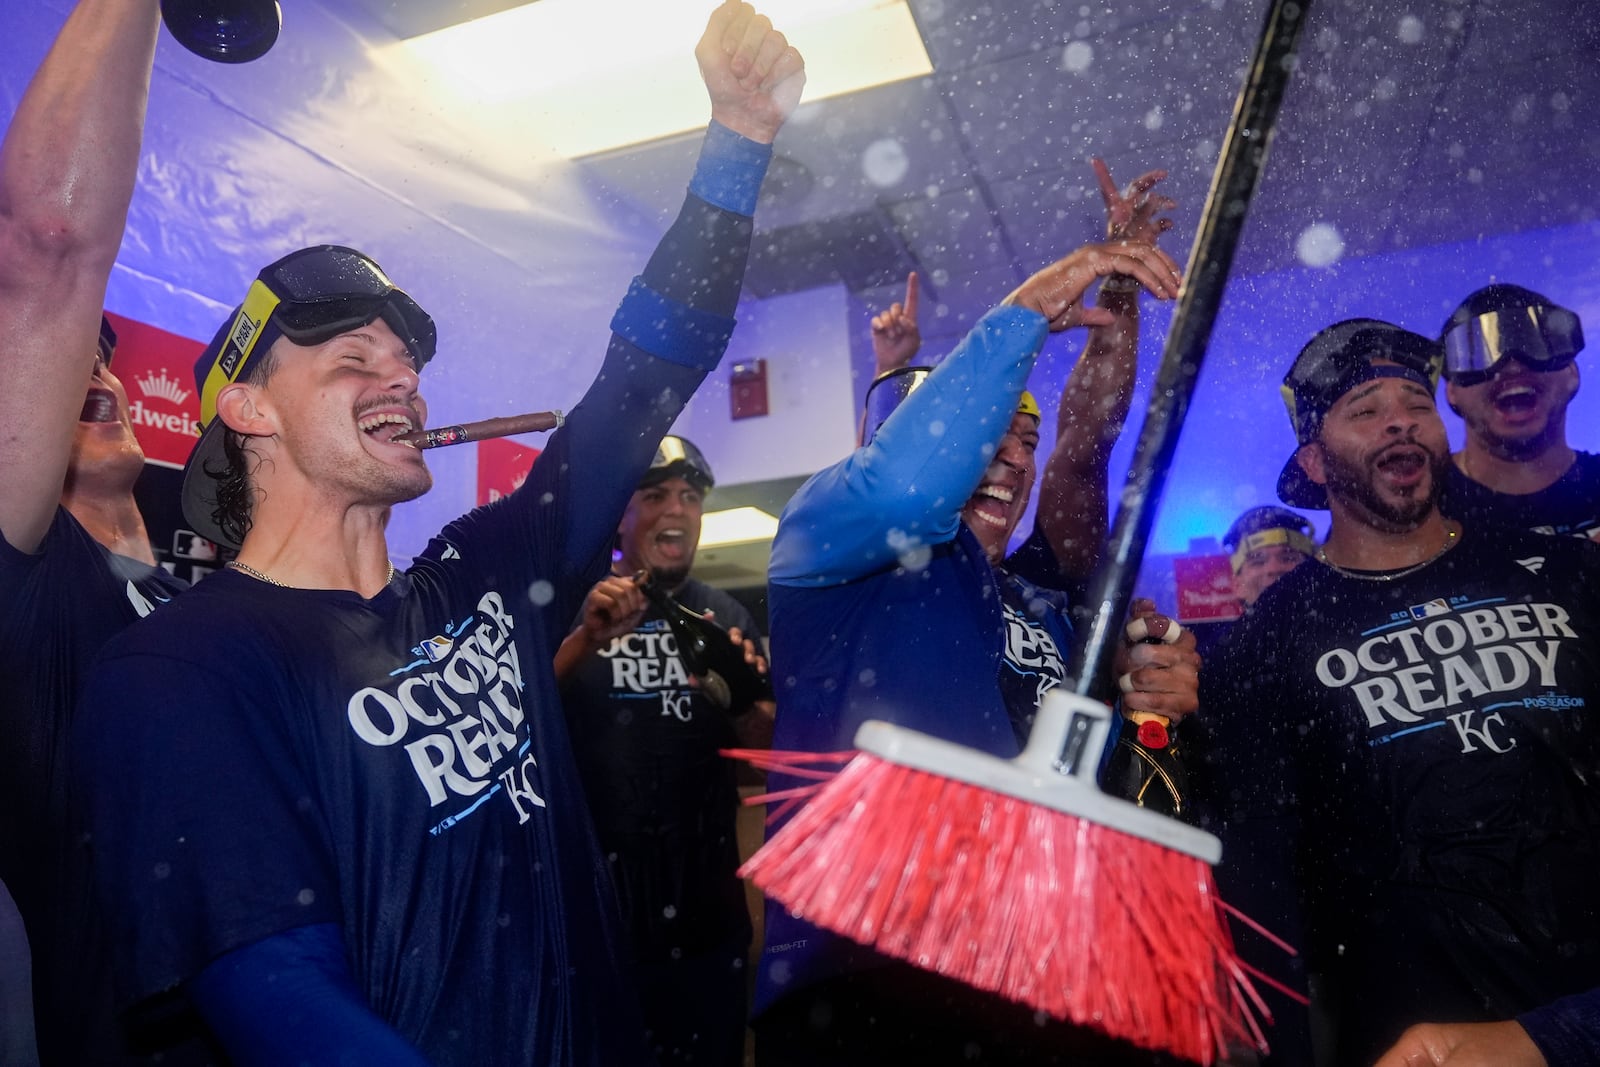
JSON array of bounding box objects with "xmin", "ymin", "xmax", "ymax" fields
[
  {"xmin": 1439, "ymin": 283, "xmax": 1599, "ymax": 539},
  {"xmin": 1196, "ymin": 319, "xmax": 1600, "ymax": 1066},
  {"xmin": 556, "ymin": 435, "xmax": 774, "ymax": 1067},
  {"xmin": 73, "ymin": 3, "xmax": 804, "ymax": 1063},
  {"xmin": 0, "ymin": 2, "xmax": 198, "ymax": 1063}
]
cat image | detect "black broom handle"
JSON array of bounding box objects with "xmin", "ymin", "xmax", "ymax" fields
[{"xmin": 1068, "ymin": 0, "xmax": 1311, "ymax": 700}]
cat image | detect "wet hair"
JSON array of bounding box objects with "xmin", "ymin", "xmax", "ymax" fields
[{"xmin": 204, "ymin": 341, "xmax": 283, "ymax": 546}]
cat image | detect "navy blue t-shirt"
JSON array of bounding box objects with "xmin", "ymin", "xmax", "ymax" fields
[
  {"xmin": 562, "ymin": 576, "xmax": 758, "ymax": 964},
  {"xmin": 1442, "ymin": 450, "xmax": 1600, "ymax": 540},
  {"xmin": 76, "ymin": 342, "xmax": 721, "ymax": 1066},
  {"xmin": 0, "ymin": 507, "xmax": 192, "ymax": 1066},
  {"xmin": 1195, "ymin": 525, "xmax": 1600, "ymax": 1065}
]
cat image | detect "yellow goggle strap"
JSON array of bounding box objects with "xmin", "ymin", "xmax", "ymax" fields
[
  {"xmin": 1230, "ymin": 527, "xmax": 1315, "ymax": 574},
  {"xmin": 198, "ymin": 279, "xmax": 284, "ymax": 427}
]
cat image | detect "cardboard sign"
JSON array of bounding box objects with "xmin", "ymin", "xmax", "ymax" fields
[
  {"xmin": 1173, "ymin": 553, "xmax": 1243, "ymax": 624},
  {"xmin": 476, "ymin": 437, "xmax": 540, "ymax": 506}
]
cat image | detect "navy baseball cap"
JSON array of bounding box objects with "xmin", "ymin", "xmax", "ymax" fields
[
  {"xmin": 180, "ymin": 245, "xmax": 436, "ymax": 547},
  {"xmin": 1277, "ymin": 319, "xmax": 1443, "ymax": 509}
]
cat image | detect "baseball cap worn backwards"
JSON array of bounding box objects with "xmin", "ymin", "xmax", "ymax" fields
[
  {"xmin": 1276, "ymin": 318, "xmax": 1444, "ymax": 509},
  {"xmin": 642, "ymin": 435, "xmax": 715, "ymax": 493},
  {"xmin": 1224, "ymin": 506, "xmax": 1315, "ymax": 574},
  {"xmin": 180, "ymin": 245, "xmax": 437, "ymax": 549}
]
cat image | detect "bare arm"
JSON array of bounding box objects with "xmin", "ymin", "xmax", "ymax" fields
[
  {"xmin": 856, "ymin": 271, "xmax": 922, "ymax": 444},
  {"xmin": 0, "ymin": 0, "xmax": 161, "ymax": 553},
  {"xmin": 1374, "ymin": 1021, "xmax": 1546, "ymax": 1067},
  {"xmin": 1035, "ymin": 160, "xmax": 1178, "ymax": 584}
]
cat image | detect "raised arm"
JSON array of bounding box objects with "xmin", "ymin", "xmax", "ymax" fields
[
  {"xmin": 1034, "ymin": 160, "xmax": 1179, "ymax": 584},
  {"xmin": 773, "ymin": 240, "xmax": 1177, "ymax": 588},
  {"xmin": 501, "ymin": 1, "xmax": 803, "ymax": 607},
  {"xmin": 0, "ymin": 0, "xmax": 161, "ymax": 553}
]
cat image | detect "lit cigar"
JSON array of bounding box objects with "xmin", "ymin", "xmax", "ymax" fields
[{"xmin": 395, "ymin": 410, "xmax": 565, "ymax": 449}]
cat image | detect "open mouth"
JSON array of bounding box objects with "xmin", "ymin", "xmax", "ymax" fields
[
  {"xmin": 80, "ymin": 387, "xmax": 119, "ymax": 424},
  {"xmin": 1489, "ymin": 383, "xmax": 1539, "ymax": 416},
  {"xmin": 357, "ymin": 411, "xmax": 418, "ymax": 447},
  {"xmin": 1374, "ymin": 445, "xmax": 1427, "ymax": 483},
  {"xmin": 964, "ymin": 483, "xmax": 1016, "ymax": 527},
  {"xmin": 653, "ymin": 527, "xmax": 691, "ymax": 559}
]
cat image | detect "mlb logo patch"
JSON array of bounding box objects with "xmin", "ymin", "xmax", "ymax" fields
[{"xmin": 1408, "ymin": 599, "xmax": 1450, "ymax": 621}]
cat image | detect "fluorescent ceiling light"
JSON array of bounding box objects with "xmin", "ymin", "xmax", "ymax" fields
[
  {"xmin": 407, "ymin": 0, "xmax": 932, "ymax": 158},
  {"xmin": 699, "ymin": 506, "xmax": 779, "ymax": 548}
]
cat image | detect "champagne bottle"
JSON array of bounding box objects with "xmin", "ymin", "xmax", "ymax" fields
[
  {"xmin": 637, "ymin": 574, "xmax": 773, "ymax": 713},
  {"xmin": 1102, "ymin": 711, "xmax": 1191, "ymax": 818},
  {"xmin": 161, "ymin": 0, "xmax": 281, "ymax": 63}
]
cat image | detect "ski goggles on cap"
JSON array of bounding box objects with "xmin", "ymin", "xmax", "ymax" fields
[
  {"xmin": 195, "ymin": 245, "xmax": 436, "ymax": 427},
  {"xmin": 642, "ymin": 435, "xmax": 715, "ymax": 491},
  {"xmin": 1280, "ymin": 320, "xmax": 1442, "ymax": 446},
  {"xmin": 1441, "ymin": 303, "xmax": 1584, "ymax": 386}
]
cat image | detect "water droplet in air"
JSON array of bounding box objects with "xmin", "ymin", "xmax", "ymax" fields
[{"xmin": 1295, "ymin": 223, "xmax": 1345, "ymax": 268}]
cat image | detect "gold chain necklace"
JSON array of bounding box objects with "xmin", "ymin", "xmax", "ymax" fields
[
  {"xmin": 1315, "ymin": 526, "xmax": 1460, "ymax": 582},
  {"xmin": 227, "ymin": 559, "xmax": 396, "ymax": 589}
]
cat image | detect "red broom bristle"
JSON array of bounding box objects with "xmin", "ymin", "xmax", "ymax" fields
[{"xmin": 740, "ymin": 752, "xmax": 1260, "ymax": 1066}]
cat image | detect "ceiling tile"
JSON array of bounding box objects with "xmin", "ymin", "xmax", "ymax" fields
[
  {"xmin": 909, "ymin": 0, "xmax": 1213, "ymax": 73},
  {"xmin": 941, "ymin": 0, "xmax": 1260, "ymax": 188},
  {"xmin": 888, "ymin": 185, "xmax": 1015, "ymax": 275}
]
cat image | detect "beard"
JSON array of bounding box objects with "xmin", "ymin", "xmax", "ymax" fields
[
  {"xmin": 1321, "ymin": 437, "xmax": 1450, "ymax": 532},
  {"xmin": 647, "ymin": 562, "xmax": 691, "ymax": 590},
  {"xmin": 1475, "ymin": 413, "xmax": 1562, "ymax": 462}
]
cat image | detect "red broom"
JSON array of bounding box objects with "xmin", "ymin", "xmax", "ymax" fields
[
  {"xmin": 740, "ymin": 694, "xmax": 1273, "ymax": 1064},
  {"xmin": 739, "ymin": 0, "xmax": 1312, "ymax": 1061}
]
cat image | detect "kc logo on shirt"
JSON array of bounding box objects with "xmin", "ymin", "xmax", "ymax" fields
[
  {"xmin": 598, "ymin": 620, "xmax": 696, "ymax": 721},
  {"xmin": 1313, "ymin": 600, "xmax": 1581, "ymax": 752}
]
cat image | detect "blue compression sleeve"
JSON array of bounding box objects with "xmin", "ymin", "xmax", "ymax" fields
[
  {"xmin": 189, "ymin": 923, "xmax": 433, "ymax": 1067},
  {"xmin": 610, "ymin": 119, "xmax": 769, "ymax": 365},
  {"xmin": 1520, "ymin": 987, "xmax": 1600, "ymax": 1067}
]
